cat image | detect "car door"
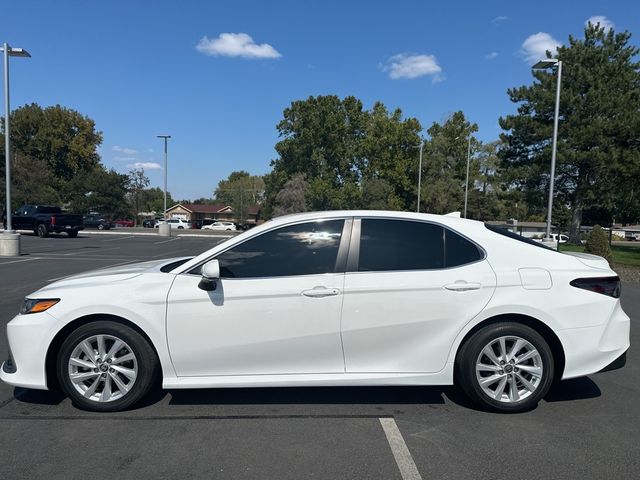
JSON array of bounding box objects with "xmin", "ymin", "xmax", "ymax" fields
[
  {"xmin": 341, "ymin": 218, "xmax": 497, "ymax": 373},
  {"xmin": 166, "ymin": 218, "xmax": 351, "ymax": 376},
  {"xmin": 13, "ymin": 206, "xmax": 33, "ymax": 230}
]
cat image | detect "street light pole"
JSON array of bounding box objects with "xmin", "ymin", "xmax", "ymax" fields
[
  {"xmin": 416, "ymin": 139, "xmax": 424, "ymax": 213},
  {"xmin": 1, "ymin": 43, "xmax": 30, "ymax": 257},
  {"xmin": 463, "ymin": 134, "xmax": 472, "ymax": 218},
  {"xmin": 156, "ymin": 135, "xmax": 171, "ymax": 217},
  {"xmin": 533, "ymin": 59, "xmax": 562, "ymax": 239}
]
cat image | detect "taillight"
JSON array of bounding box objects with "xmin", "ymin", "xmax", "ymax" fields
[
  {"xmin": 51, "ymin": 216, "xmax": 56, "ymax": 225},
  {"xmin": 570, "ymin": 276, "xmax": 620, "ymax": 298}
]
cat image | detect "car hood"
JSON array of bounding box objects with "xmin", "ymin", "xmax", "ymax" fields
[{"xmin": 32, "ymin": 257, "xmax": 191, "ymax": 295}]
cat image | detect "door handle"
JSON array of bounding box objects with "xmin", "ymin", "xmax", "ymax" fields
[
  {"xmin": 302, "ymin": 286, "xmax": 340, "ymax": 298},
  {"xmin": 444, "ymin": 281, "xmax": 482, "ymax": 292}
]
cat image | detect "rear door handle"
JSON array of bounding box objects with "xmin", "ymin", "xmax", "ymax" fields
[
  {"xmin": 444, "ymin": 281, "xmax": 482, "ymax": 292},
  {"xmin": 302, "ymin": 286, "xmax": 340, "ymax": 298}
]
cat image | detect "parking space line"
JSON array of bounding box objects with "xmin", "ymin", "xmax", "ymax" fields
[
  {"xmin": 100, "ymin": 235, "xmax": 136, "ymax": 242},
  {"xmin": 380, "ymin": 417, "xmax": 423, "ymax": 480},
  {"xmin": 0, "ymin": 257, "xmax": 41, "ymax": 265},
  {"xmin": 154, "ymin": 237, "xmax": 181, "ymax": 245}
]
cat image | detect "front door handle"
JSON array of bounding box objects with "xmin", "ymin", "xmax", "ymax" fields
[
  {"xmin": 444, "ymin": 281, "xmax": 482, "ymax": 292},
  {"xmin": 302, "ymin": 286, "xmax": 340, "ymax": 298}
]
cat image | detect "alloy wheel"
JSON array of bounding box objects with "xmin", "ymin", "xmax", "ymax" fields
[
  {"xmin": 67, "ymin": 334, "xmax": 138, "ymax": 402},
  {"xmin": 475, "ymin": 335, "xmax": 543, "ymax": 403}
]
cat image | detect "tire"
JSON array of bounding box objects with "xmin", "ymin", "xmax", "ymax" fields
[
  {"xmin": 456, "ymin": 322, "xmax": 554, "ymax": 413},
  {"xmin": 178, "ymin": 226, "xmax": 184, "ymax": 229},
  {"xmin": 37, "ymin": 224, "xmax": 49, "ymax": 238},
  {"xmin": 57, "ymin": 321, "xmax": 159, "ymax": 412},
  {"xmin": 67, "ymin": 230, "xmax": 78, "ymax": 238}
]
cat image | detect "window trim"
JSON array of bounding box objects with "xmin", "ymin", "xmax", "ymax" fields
[
  {"xmin": 184, "ymin": 217, "xmax": 353, "ymax": 279},
  {"xmin": 346, "ymin": 216, "xmax": 486, "ymax": 274}
]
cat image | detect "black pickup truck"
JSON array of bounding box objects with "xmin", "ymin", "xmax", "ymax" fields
[{"xmin": 7, "ymin": 205, "xmax": 84, "ymax": 238}]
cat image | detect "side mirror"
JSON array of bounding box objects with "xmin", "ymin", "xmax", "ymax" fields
[{"xmin": 198, "ymin": 259, "xmax": 220, "ymax": 291}]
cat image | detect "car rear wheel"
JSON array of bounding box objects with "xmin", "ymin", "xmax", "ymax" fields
[
  {"xmin": 67, "ymin": 230, "xmax": 78, "ymax": 238},
  {"xmin": 57, "ymin": 321, "xmax": 158, "ymax": 412},
  {"xmin": 36, "ymin": 224, "xmax": 48, "ymax": 238},
  {"xmin": 457, "ymin": 322, "xmax": 554, "ymax": 413}
]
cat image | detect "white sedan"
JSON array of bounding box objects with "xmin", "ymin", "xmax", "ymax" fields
[
  {"xmin": 156, "ymin": 219, "xmax": 191, "ymax": 230},
  {"xmin": 0, "ymin": 211, "xmax": 629, "ymax": 412},
  {"xmin": 201, "ymin": 221, "xmax": 237, "ymax": 231}
]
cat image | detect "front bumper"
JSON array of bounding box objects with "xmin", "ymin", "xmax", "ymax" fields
[
  {"xmin": 558, "ymin": 301, "xmax": 630, "ymax": 379},
  {"xmin": 0, "ymin": 311, "xmax": 58, "ymax": 390}
]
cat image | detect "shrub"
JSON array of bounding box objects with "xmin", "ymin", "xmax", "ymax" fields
[{"xmin": 585, "ymin": 225, "xmax": 613, "ymax": 266}]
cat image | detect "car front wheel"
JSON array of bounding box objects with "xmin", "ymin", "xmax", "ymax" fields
[
  {"xmin": 57, "ymin": 321, "xmax": 158, "ymax": 412},
  {"xmin": 457, "ymin": 322, "xmax": 554, "ymax": 413}
]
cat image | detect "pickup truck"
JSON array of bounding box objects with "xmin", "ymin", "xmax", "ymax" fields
[{"xmin": 6, "ymin": 205, "xmax": 84, "ymax": 238}]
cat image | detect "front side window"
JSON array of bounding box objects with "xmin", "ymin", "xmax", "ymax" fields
[{"xmin": 214, "ymin": 220, "xmax": 345, "ymax": 278}]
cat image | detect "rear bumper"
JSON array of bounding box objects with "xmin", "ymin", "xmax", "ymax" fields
[
  {"xmin": 598, "ymin": 350, "xmax": 627, "ymax": 373},
  {"xmin": 558, "ymin": 301, "xmax": 630, "ymax": 379}
]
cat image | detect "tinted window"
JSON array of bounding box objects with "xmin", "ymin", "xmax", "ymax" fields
[
  {"xmin": 215, "ymin": 220, "xmax": 344, "ymax": 278},
  {"xmin": 35, "ymin": 206, "xmax": 61, "ymax": 214},
  {"xmin": 359, "ymin": 219, "xmax": 444, "ymax": 271},
  {"xmin": 445, "ymin": 229, "xmax": 483, "ymax": 267},
  {"xmin": 484, "ymin": 223, "xmax": 555, "ymax": 251}
]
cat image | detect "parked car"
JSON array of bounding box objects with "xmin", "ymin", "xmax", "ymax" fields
[
  {"xmin": 550, "ymin": 233, "xmax": 569, "ymax": 244},
  {"xmin": 626, "ymin": 231, "xmax": 640, "ymax": 241},
  {"xmin": 113, "ymin": 219, "xmax": 135, "ymax": 228},
  {"xmin": 82, "ymin": 214, "xmax": 113, "ymax": 230},
  {"xmin": 0, "ymin": 210, "xmax": 629, "ymax": 412},
  {"xmin": 201, "ymin": 221, "xmax": 237, "ymax": 231},
  {"xmin": 5, "ymin": 204, "xmax": 84, "ymax": 238},
  {"xmin": 142, "ymin": 219, "xmax": 157, "ymax": 228},
  {"xmin": 156, "ymin": 218, "xmax": 191, "ymax": 229}
]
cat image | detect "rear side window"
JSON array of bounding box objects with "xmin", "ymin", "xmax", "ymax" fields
[
  {"xmin": 445, "ymin": 229, "xmax": 483, "ymax": 267},
  {"xmin": 358, "ymin": 219, "xmax": 445, "ymax": 271},
  {"xmin": 358, "ymin": 219, "xmax": 483, "ymax": 272}
]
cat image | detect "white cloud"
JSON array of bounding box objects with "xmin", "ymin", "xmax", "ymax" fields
[
  {"xmin": 521, "ymin": 32, "xmax": 560, "ymax": 63},
  {"xmin": 492, "ymin": 15, "xmax": 509, "ymax": 24},
  {"xmin": 196, "ymin": 33, "xmax": 281, "ymax": 59},
  {"xmin": 586, "ymin": 16, "xmax": 615, "ymax": 31},
  {"xmin": 114, "ymin": 156, "xmax": 137, "ymax": 162},
  {"xmin": 127, "ymin": 162, "xmax": 163, "ymax": 170},
  {"xmin": 112, "ymin": 145, "xmax": 138, "ymax": 155},
  {"xmin": 485, "ymin": 51, "xmax": 498, "ymax": 60},
  {"xmin": 383, "ymin": 54, "xmax": 442, "ymax": 81}
]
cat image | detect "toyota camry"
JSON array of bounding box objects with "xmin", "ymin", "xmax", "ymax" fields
[{"xmin": 0, "ymin": 211, "xmax": 630, "ymax": 412}]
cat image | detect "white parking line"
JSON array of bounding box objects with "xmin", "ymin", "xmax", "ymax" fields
[
  {"xmin": 154, "ymin": 237, "xmax": 181, "ymax": 245},
  {"xmin": 0, "ymin": 257, "xmax": 41, "ymax": 265},
  {"xmin": 379, "ymin": 417, "xmax": 423, "ymax": 480}
]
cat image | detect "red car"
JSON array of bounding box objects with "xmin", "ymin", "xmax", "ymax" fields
[{"xmin": 113, "ymin": 219, "xmax": 135, "ymax": 227}]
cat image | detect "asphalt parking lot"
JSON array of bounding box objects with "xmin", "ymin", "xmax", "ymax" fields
[{"xmin": 0, "ymin": 232, "xmax": 638, "ymax": 479}]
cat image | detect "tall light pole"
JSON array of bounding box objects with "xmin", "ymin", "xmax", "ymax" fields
[
  {"xmin": 416, "ymin": 139, "xmax": 424, "ymax": 213},
  {"xmin": 156, "ymin": 135, "xmax": 171, "ymax": 217},
  {"xmin": 1, "ymin": 43, "xmax": 30, "ymax": 257},
  {"xmin": 533, "ymin": 58, "xmax": 562, "ymax": 239},
  {"xmin": 463, "ymin": 134, "xmax": 472, "ymax": 218}
]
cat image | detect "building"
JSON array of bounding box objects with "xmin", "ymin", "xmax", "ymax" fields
[{"xmin": 164, "ymin": 203, "xmax": 260, "ymax": 227}]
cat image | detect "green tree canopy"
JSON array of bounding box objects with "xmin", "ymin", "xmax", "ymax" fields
[
  {"xmin": 499, "ymin": 24, "xmax": 640, "ymax": 241},
  {"xmin": 214, "ymin": 170, "xmax": 265, "ymax": 221}
]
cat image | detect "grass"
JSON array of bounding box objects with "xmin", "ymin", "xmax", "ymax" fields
[{"xmin": 558, "ymin": 243, "xmax": 640, "ymax": 266}]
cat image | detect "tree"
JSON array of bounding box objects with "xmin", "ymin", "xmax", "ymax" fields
[
  {"xmin": 273, "ymin": 173, "xmax": 308, "ymax": 217},
  {"xmin": 214, "ymin": 170, "xmax": 265, "ymax": 221},
  {"xmin": 499, "ymin": 24, "xmax": 640, "ymax": 242},
  {"xmin": 141, "ymin": 187, "xmax": 174, "ymax": 213},
  {"xmin": 264, "ymin": 95, "xmax": 422, "ymax": 215},
  {"xmin": 127, "ymin": 169, "xmax": 150, "ymax": 224},
  {"xmin": 585, "ymin": 225, "xmax": 613, "ymax": 266},
  {"xmin": 67, "ymin": 166, "xmax": 130, "ymax": 217},
  {"xmin": 420, "ymin": 112, "xmax": 479, "ymax": 215}
]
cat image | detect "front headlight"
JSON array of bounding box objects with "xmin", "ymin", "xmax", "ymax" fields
[{"xmin": 20, "ymin": 298, "xmax": 60, "ymax": 315}]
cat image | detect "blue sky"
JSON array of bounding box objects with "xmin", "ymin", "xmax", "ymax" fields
[{"xmin": 3, "ymin": 0, "xmax": 638, "ymax": 200}]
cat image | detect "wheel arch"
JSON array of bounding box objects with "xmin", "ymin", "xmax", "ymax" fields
[
  {"xmin": 453, "ymin": 313, "xmax": 566, "ymax": 382},
  {"xmin": 45, "ymin": 313, "xmax": 162, "ymax": 391}
]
